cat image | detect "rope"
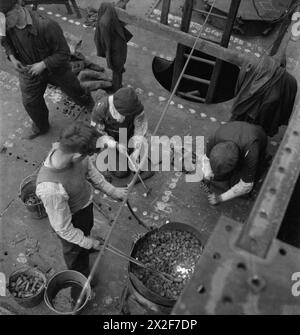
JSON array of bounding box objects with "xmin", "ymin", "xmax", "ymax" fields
[{"xmin": 73, "ymin": 0, "xmax": 218, "ymax": 313}]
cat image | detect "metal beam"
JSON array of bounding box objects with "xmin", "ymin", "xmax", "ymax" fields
[
  {"xmin": 160, "ymin": 0, "xmax": 171, "ymax": 25},
  {"xmin": 206, "ymin": 0, "xmax": 241, "ymax": 103},
  {"xmin": 114, "ymin": 7, "xmax": 246, "ymax": 67},
  {"xmin": 171, "ymin": 0, "xmax": 194, "ymax": 90},
  {"xmin": 236, "ymin": 22, "xmax": 300, "ymax": 258}
]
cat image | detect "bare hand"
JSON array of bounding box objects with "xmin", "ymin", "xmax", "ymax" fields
[
  {"xmin": 91, "ymin": 238, "xmax": 102, "ymax": 251},
  {"xmin": 129, "ymin": 151, "xmax": 140, "ymax": 171},
  {"xmin": 10, "ymin": 56, "xmax": 25, "ymax": 73},
  {"xmin": 114, "ymin": 187, "xmax": 128, "ymax": 201},
  {"xmin": 208, "ymin": 193, "xmax": 221, "ymax": 206},
  {"xmin": 28, "ymin": 61, "xmax": 46, "ymax": 76}
]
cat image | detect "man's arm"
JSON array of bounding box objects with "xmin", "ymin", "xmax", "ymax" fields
[
  {"xmin": 209, "ymin": 143, "xmax": 260, "ymax": 204},
  {"xmin": 36, "ymin": 182, "xmax": 96, "ymax": 249},
  {"xmin": 1, "ymin": 36, "xmax": 15, "ymax": 59},
  {"xmin": 131, "ymin": 111, "xmax": 148, "ymax": 153},
  {"xmin": 86, "ymin": 157, "xmax": 124, "ymax": 200},
  {"xmin": 42, "ymin": 19, "xmax": 71, "ymax": 71}
]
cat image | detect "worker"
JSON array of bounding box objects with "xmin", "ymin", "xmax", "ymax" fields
[
  {"xmin": 36, "ymin": 121, "xmax": 128, "ymax": 279},
  {"xmin": 201, "ymin": 121, "xmax": 268, "ymax": 205},
  {"xmin": 0, "ymin": 1, "xmax": 94, "ymax": 139},
  {"xmin": 94, "ymin": 1, "xmax": 133, "ymax": 92},
  {"xmin": 91, "ymin": 87, "xmax": 154, "ymax": 180}
]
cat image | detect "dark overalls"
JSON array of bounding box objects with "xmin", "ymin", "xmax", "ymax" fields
[{"xmin": 2, "ymin": 10, "xmax": 93, "ymax": 132}]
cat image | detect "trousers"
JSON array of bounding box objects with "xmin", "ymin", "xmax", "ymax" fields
[{"xmin": 19, "ymin": 68, "xmax": 93, "ymax": 131}]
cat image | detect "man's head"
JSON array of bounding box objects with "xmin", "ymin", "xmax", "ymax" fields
[
  {"xmin": 113, "ymin": 87, "xmax": 144, "ymax": 117},
  {"xmin": 59, "ymin": 121, "xmax": 99, "ymax": 159},
  {"xmin": 1, "ymin": 1, "xmax": 24, "ymax": 31},
  {"xmin": 209, "ymin": 141, "xmax": 240, "ymax": 180}
]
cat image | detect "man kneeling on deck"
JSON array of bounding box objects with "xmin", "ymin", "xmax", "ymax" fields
[
  {"xmin": 202, "ymin": 121, "xmax": 268, "ymax": 205},
  {"xmin": 91, "ymin": 87, "xmax": 154, "ymax": 180},
  {"xmin": 36, "ymin": 121, "xmax": 127, "ymax": 278}
]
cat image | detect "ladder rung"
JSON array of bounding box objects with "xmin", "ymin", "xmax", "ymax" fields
[
  {"xmin": 192, "ymin": 8, "xmax": 228, "ymax": 20},
  {"xmin": 182, "ymin": 74, "xmax": 210, "ymax": 85},
  {"xmin": 184, "ymin": 54, "xmax": 216, "ymax": 66},
  {"xmin": 177, "ymin": 91, "xmax": 206, "ymax": 102},
  {"xmin": 186, "ymin": 90, "xmax": 200, "ymax": 95}
]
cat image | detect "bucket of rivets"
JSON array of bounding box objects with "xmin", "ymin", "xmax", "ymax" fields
[
  {"xmin": 127, "ymin": 222, "xmax": 203, "ymax": 314},
  {"xmin": 19, "ymin": 174, "xmax": 47, "ymax": 219},
  {"xmin": 44, "ymin": 270, "xmax": 91, "ymax": 315}
]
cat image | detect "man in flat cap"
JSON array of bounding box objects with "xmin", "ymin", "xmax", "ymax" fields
[
  {"xmin": 202, "ymin": 121, "xmax": 268, "ymax": 205},
  {"xmin": 0, "ymin": 1, "xmax": 94, "ymax": 139},
  {"xmin": 91, "ymin": 87, "xmax": 154, "ymax": 180}
]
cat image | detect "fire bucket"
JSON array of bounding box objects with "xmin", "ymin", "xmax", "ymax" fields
[
  {"xmin": 44, "ymin": 270, "xmax": 91, "ymax": 315},
  {"xmin": 8, "ymin": 266, "xmax": 47, "ymax": 308},
  {"xmin": 19, "ymin": 175, "xmax": 47, "ymax": 219}
]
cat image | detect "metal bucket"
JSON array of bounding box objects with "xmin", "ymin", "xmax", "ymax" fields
[
  {"xmin": 44, "ymin": 270, "xmax": 91, "ymax": 315},
  {"xmin": 8, "ymin": 267, "xmax": 47, "ymax": 308},
  {"xmin": 19, "ymin": 175, "xmax": 47, "ymax": 219},
  {"xmin": 128, "ymin": 222, "xmax": 202, "ymax": 314}
]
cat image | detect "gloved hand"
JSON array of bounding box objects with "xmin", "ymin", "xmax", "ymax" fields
[
  {"xmin": 208, "ymin": 193, "xmax": 222, "ymax": 206},
  {"xmin": 129, "ymin": 150, "xmax": 140, "ymax": 171},
  {"xmin": 91, "ymin": 237, "xmax": 103, "ymax": 251},
  {"xmin": 113, "ymin": 187, "xmax": 128, "ymax": 201},
  {"xmin": 96, "ymin": 135, "xmax": 117, "ymax": 149}
]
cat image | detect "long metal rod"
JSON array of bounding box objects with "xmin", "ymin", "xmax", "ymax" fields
[
  {"xmin": 73, "ymin": 0, "xmax": 217, "ymax": 313},
  {"xmin": 104, "ymin": 243, "xmax": 175, "ymax": 281}
]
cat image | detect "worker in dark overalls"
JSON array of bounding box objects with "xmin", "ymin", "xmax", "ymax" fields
[
  {"xmin": 0, "ymin": 1, "xmax": 94, "ymax": 139},
  {"xmin": 201, "ymin": 121, "xmax": 268, "ymax": 205},
  {"xmin": 91, "ymin": 87, "xmax": 154, "ymax": 180}
]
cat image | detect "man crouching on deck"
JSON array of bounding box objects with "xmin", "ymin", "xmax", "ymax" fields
[
  {"xmin": 36, "ymin": 121, "xmax": 127, "ymax": 277},
  {"xmin": 201, "ymin": 121, "xmax": 268, "ymax": 205}
]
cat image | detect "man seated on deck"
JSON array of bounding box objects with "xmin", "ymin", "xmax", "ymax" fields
[
  {"xmin": 91, "ymin": 87, "xmax": 154, "ymax": 181},
  {"xmin": 201, "ymin": 121, "xmax": 268, "ymax": 205},
  {"xmin": 36, "ymin": 121, "xmax": 128, "ymax": 279}
]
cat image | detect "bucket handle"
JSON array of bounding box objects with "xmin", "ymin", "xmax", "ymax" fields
[{"xmin": 18, "ymin": 173, "xmax": 38, "ymax": 198}]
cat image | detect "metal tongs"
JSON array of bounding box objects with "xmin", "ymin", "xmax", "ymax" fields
[{"xmin": 104, "ymin": 243, "xmax": 177, "ymax": 282}]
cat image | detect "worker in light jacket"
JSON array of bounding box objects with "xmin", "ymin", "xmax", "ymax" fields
[
  {"xmin": 91, "ymin": 87, "xmax": 154, "ymax": 181},
  {"xmin": 202, "ymin": 121, "xmax": 268, "ymax": 205},
  {"xmin": 0, "ymin": 1, "xmax": 94, "ymax": 139}
]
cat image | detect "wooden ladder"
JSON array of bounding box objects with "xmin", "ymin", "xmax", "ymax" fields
[{"xmin": 160, "ymin": 0, "xmax": 241, "ymax": 103}]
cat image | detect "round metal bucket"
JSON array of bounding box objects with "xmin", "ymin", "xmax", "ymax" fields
[
  {"xmin": 19, "ymin": 175, "xmax": 47, "ymax": 220},
  {"xmin": 8, "ymin": 266, "xmax": 47, "ymax": 308},
  {"xmin": 44, "ymin": 270, "xmax": 91, "ymax": 315},
  {"xmin": 128, "ymin": 222, "xmax": 202, "ymax": 314}
]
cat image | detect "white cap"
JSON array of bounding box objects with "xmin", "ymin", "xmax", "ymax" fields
[{"xmin": 0, "ymin": 13, "xmax": 6, "ymax": 37}]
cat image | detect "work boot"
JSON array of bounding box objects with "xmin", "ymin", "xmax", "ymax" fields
[{"xmin": 22, "ymin": 124, "xmax": 49, "ymax": 140}]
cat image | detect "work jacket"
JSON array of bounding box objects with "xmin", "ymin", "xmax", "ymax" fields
[{"xmin": 1, "ymin": 9, "xmax": 71, "ymax": 73}]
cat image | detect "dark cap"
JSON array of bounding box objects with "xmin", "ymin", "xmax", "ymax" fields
[
  {"xmin": 209, "ymin": 141, "xmax": 240, "ymax": 178},
  {"xmin": 113, "ymin": 87, "xmax": 144, "ymax": 117},
  {"xmin": 0, "ymin": 0, "xmax": 18, "ymax": 14}
]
